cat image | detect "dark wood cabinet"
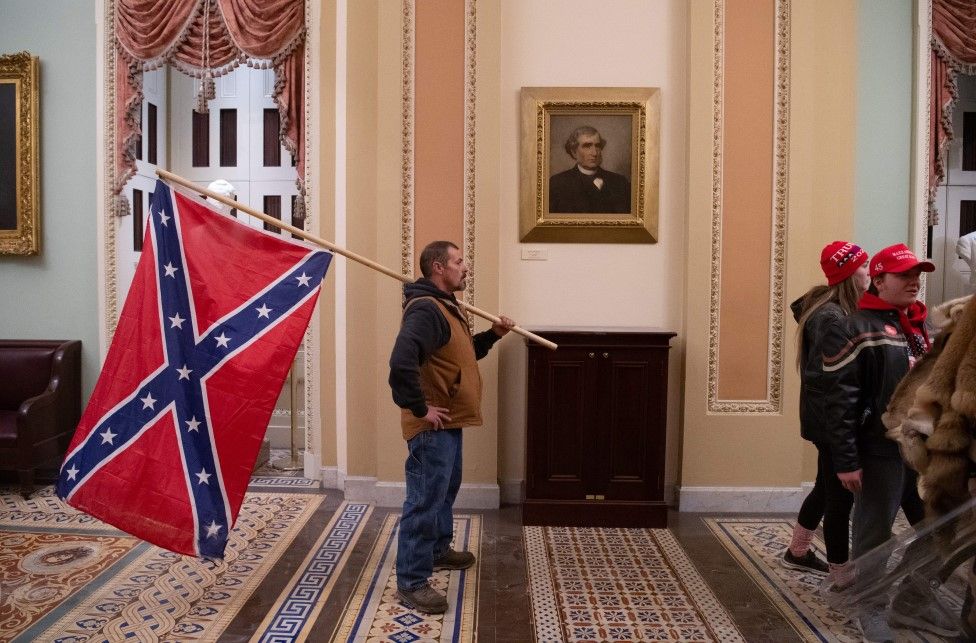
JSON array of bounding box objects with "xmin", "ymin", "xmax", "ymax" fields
[{"xmin": 523, "ymin": 328, "xmax": 676, "ymax": 527}]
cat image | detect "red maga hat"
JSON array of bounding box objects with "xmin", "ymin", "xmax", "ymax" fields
[
  {"xmin": 869, "ymin": 243, "xmax": 935, "ymax": 277},
  {"xmin": 820, "ymin": 241, "xmax": 868, "ymax": 286}
]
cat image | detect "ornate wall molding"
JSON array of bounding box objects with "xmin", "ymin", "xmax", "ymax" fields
[
  {"xmin": 400, "ymin": 0, "xmax": 415, "ymax": 280},
  {"xmin": 103, "ymin": 0, "xmax": 120, "ymax": 340},
  {"xmin": 914, "ymin": 0, "xmax": 933, "ymax": 300},
  {"xmin": 462, "ymin": 0, "xmax": 477, "ymax": 314},
  {"xmin": 706, "ymin": 0, "xmax": 790, "ymax": 415},
  {"xmin": 302, "ymin": 0, "xmax": 315, "ymax": 453}
]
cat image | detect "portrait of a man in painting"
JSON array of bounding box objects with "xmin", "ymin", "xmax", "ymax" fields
[{"xmin": 548, "ymin": 120, "xmax": 632, "ymax": 214}]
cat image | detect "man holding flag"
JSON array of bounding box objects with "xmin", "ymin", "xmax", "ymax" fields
[
  {"xmin": 57, "ymin": 179, "xmax": 330, "ymax": 559},
  {"xmin": 389, "ymin": 240, "xmax": 515, "ymax": 614}
]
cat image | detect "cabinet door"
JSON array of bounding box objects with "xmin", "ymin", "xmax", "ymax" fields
[
  {"xmin": 526, "ymin": 346, "xmax": 599, "ymax": 500},
  {"xmin": 595, "ymin": 348, "xmax": 667, "ymax": 501}
]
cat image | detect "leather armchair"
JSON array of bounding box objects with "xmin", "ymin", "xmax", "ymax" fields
[{"xmin": 0, "ymin": 340, "xmax": 81, "ymax": 497}]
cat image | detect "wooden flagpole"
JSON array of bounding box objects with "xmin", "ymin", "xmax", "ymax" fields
[{"xmin": 155, "ymin": 168, "xmax": 558, "ymax": 351}]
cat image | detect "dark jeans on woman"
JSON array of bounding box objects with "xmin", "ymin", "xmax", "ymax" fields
[
  {"xmin": 396, "ymin": 428, "xmax": 463, "ymax": 591},
  {"xmin": 852, "ymin": 455, "xmax": 925, "ymax": 559},
  {"xmin": 796, "ymin": 442, "xmax": 854, "ymax": 564}
]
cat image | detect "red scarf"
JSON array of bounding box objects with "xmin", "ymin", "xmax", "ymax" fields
[{"xmin": 858, "ymin": 292, "xmax": 930, "ymax": 357}]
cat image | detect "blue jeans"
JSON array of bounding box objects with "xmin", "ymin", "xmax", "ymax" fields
[{"xmin": 396, "ymin": 428, "xmax": 462, "ymax": 591}]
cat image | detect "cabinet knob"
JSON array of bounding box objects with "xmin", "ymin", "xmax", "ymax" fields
[
  {"xmin": 602, "ymin": 352, "xmax": 609, "ymax": 358},
  {"xmin": 588, "ymin": 352, "xmax": 595, "ymax": 358}
]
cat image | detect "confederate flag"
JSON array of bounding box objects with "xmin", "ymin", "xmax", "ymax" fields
[{"xmin": 56, "ymin": 179, "xmax": 331, "ymax": 558}]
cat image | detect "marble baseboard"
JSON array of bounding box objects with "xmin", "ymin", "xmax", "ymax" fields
[
  {"xmin": 500, "ymin": 478, "xmax": 524, "ymax": 505},
  {"xmin": 331, "ymin": 473, "xmax": 500, "ymax": 509},
  {"xmin": 320, "ymin": 465, "xmax": 338, "ymax": 489},
  {"xmin": 678, "ymin": 482, "xmax": 815, "ymax": 513}
]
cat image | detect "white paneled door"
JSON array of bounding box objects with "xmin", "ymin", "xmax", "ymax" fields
[
  {"xmin": 928, "ymin": 75, "xmax": 976, "ymax": 306},
  {"xmin": 122, "ymin": 64, "xmax": 303, "ymax": 448}
]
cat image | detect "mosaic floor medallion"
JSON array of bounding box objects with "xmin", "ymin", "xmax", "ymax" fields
[
  {"xmin": 524, "ymin": 525, "xmax": 744, "ymax": 642},
  {"xmin": 332, "ymin": 513, "xmax": 480, "ymax": 642},
  {"xmin": 705, "ymin": 517, "xmax": 950, "ymax": 643},
  {"xmin": 0, "ymin": 486, "xmax": 322, "ymax": 642}
]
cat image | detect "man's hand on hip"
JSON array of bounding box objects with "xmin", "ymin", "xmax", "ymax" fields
[
  {"xmin": 492, "ymin": 316, "xmax": 516, "ymax": 337},
  {"xmin": 424, "ymin": 405, "xmax": 452, "ymax": 429}
]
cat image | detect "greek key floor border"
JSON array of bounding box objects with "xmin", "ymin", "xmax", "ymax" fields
[
  {"xmin": 248, "ymin": 476, "xmax": 320, "ymax": 488},
  {"xmin": 250, "ymin": 501, "xmax": 372, "ymax": 642}
]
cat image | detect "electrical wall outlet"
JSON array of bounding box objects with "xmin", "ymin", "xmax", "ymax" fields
[{"xmin": 521, "ymin": 248, "xmax": 548, "ymax": 261}]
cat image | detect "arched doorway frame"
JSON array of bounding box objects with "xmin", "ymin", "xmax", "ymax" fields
[
  {"xmin": 911, "ymin": 0, "xmax": 933, "ymax": 267},
  {"xmin": 93, "ymin": 0, "xmax": 324, "ymax": 479}
]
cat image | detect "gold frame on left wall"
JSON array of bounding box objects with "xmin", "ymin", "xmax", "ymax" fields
[{"xmin": 0, "ymin": 51, "xmax": 40, "ymax": 256}]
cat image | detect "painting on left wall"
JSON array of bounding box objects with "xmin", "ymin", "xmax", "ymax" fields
[{"xmin": 0, "ymin": 51, "xmax": 39, "ymax": 256}]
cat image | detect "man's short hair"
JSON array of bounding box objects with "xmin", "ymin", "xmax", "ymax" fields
[
  {"xmin": 419, "ymin": 241, "xmax": 459, "ymax": 278},
  {"xmin": 564, "ymin": 126, "xmax": 606, "ymax": 157}
]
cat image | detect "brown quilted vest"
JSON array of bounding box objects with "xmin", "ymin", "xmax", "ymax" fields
[{"xmin": 400, "ymin": 296, "xmax": 483, "ymax": 440}]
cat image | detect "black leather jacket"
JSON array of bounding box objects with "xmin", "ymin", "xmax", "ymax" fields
[
  {"xmin": 792, "ymin": 298, "xmax": 846, "ymax": 444},
  {"xmin": 820, "ymin": 308, "xmax": 916, "ymax": 472}
]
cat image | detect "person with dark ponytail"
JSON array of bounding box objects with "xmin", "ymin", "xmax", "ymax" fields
[{"xmin": 782, "ymin": 241, "xmax": 869, "ymax": 586}]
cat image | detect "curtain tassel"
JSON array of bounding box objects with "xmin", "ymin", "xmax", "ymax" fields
[{"xmin": 116, "ymin": 192, "xmax": 132, "ymax": 218}]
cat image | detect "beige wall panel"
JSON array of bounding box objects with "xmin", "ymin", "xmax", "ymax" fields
[
  {"xmin": 681, "ymin": 0, "xmax": 856, "ymax": 488},
  {"xmin": 784, "ymin": 0, "xmax": 857, "ymax": 482},
  {"xmin": 469, "ymin": 0, "xmax": 502, "ymax": 488},
  {"xmin": 344, "ymin": 0, "xmax": 381, "ymax": 477},
  {"xmin": 716, "ymin": 0, "xmax": 774, "ymax": 401},
  {"xmin": 376, "ymin": 1, "xmax": 418, "ymax": 484},
  {"xmin": 495, "ymin": 0, "xmax": 688, "ymax": 496},
  {"xmin": 414, "ymin": 0, "xmax": 465, "ymax": 264},
  {"xmin": 316, "ymin": 0, "xmax": 338, "ymax": 471}
]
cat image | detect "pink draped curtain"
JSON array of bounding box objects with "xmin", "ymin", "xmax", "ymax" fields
[
  {"xmin": 113, "ymin": 0, "xmax": 305, "ymax": 218},
  {"xmin": 930, "ymin": 0, "xmax": 976, "ymax": 225}
]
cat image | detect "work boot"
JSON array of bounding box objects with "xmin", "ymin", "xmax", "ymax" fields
[
  {"xmin": 397, "ymin": 582, "xmax": 448, "ymax": 614},
  {"xmin": 433, "ymin": 548, "xmax": 476, "ymax": 570}
]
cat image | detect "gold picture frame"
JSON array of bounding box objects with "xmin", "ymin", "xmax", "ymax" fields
[
  {"xmin": 520, "ymin": 86, "xmax": 660, "ymax": 243},
  {"xmin": 0, "ymin": 52, "xmax": 40, "ymax": 255}
]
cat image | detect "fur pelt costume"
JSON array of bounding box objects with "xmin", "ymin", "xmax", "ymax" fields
[{"xmin": 883, "ymin": 294, "xmax": 976, "ymax": 517}]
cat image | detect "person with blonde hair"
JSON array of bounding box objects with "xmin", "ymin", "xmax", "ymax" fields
[
  {"xmin": 821, "ymin": 244, "xmax": 944, "ymax": 641},
  {"xmin": 782, "ymin": 241, "xmax": 869, "ymax": 585}
]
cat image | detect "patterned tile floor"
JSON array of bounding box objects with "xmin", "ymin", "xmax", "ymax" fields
[
  {"xmin": 1, "ymin": 476, "xmax": 828, "ymax": 643},
  {"xmin": 525, "ymin": 525, "xmax": 744, "ymax": 642},
  {"xmin": 706, "ymin": 517, "xmax": 965, "ymax": 643}
]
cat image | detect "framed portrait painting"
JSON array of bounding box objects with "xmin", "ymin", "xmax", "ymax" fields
[
  {"xmin": 0, "ymin": 51, "xmax": 40, "ymax": 256},
  {"xmin": 520, "ymin": 87, "xmax": 659, "ymax": 243}
]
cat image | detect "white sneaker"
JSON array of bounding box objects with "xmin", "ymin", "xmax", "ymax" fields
[
  {"xmin": 857, "ymin": 607, "xmax": 894, "ymax": 643},
  {"xmin": 889, "ymin": 582, "xmax": 960, "ymax": 637}
]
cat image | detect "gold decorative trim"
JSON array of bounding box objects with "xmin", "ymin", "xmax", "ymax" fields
[
  {"xmin": 462, "ymin": 0, "xmax": 477, "ymax": 315},
  {"xmin": 400, "ymin": 0, "xmax": 415, "ymax": 280},
  {"xmin": 104, "ymin": 0, "xmax": 120, "ymax": 337},
  {"xmin": 706, "ymin": 0, "xmax": 790, "ymax": 415},
  {"xmin": 916, "ymin": 0, "xmax": 933, "ymax": 301},
  {"xmin": 0, "ymin": 52, "xmax": 40, "ymax": 255},
  {"xmin": 302, "ymin": 0, "xmax": 314, "ymax": 451}
]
